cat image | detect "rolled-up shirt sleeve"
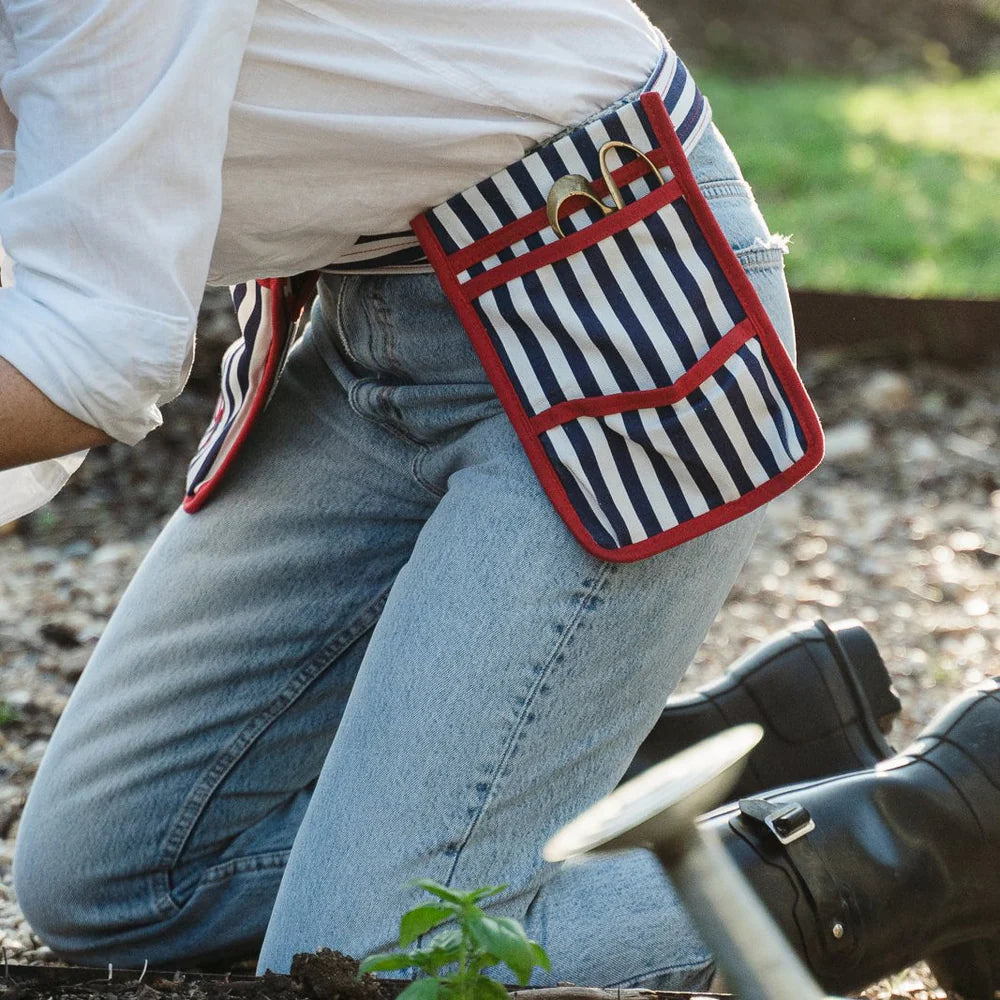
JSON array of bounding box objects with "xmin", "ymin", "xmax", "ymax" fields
[{"xmin": 0, "ymin": 0, "xmax": 257, "ymax": 444}]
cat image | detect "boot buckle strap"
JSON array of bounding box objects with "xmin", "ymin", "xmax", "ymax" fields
[
  {"xmin": 735, "ymin": 797, "xmax": 855, "ymax": 958},
  {"xmin": 738, "ymin": 798, "xmax": 815, "ymax": 845}
]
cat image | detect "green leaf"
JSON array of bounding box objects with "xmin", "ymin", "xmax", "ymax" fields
[
  {"xmin": 466, "ymin": 916, "xmax": 535, "ymax": 984},
  {"xmin": 400, "ymin": 904, "xmax": 456, "ymax": 947},
  {"xmin": 427, "ymin": 928, "xmax": 463, "ymax": 952},
  {"xmin": 407, "ymin": 879, "xmax": 469, "ymax": 905},
  {"xmin": 470, "ymin": 977, "xmax": 509, "ymax": 1000},
  {"xmin": 529, "ymin": 941, "xmax": 551, "ymax": 973},
  {"xmin": 358, "ymin": 952, "xmax": 417, "ymax": 974},
  {"xmin": 396, "ymin": 978, "xmax": 442, "ymax": 1000},
  {"xmin": 409, "ymin": 951, "xmax": 447, "ymax": 976},
  {"xmin": 466, "ymin": 884, "xmax": 508, "ymax": 904},
  {"xmin": 409, "ymin": 929, "xmax": 463, "ymax": 975},
  {"xmin": 410, "ymin": 948, "xmax": 459, "ymax": 976}
]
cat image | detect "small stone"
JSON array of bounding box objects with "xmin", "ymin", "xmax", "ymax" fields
[
  {"xmin": 23, "ymin": 741, "xmax": 48, "ymax": 765},
  {"xmin": 39, "ymin": 621, "xmax": 82, "ymax": 649},
  {"xmin": 964, "ymin": 597, "xmax": 991, "ymax": 617},
  {"xmin": 20, "ymin": 945, "xmax": 55, "ymax": 962},
  {"xmin": 860, "ymin": 370, "xmax": 915, "ymax": 413},
  {"xmin": 90, "ymin": 541, "xmax": 139, "ymax": 567},
  {"xmin": 29, "ymin": 548, "xmax": 61, "ymax": 569},
  {"xmin": 61, "ymin": 540, "xmax": 95, "ymax": 559},
  {"xmin": 822, "ymin": 420, "xmax": 873, "ymax": 461},
  {"xmin": 3, "ymin": 690, "xmax": 32, "ymax": 711},
  {"xmin": 949, "ymin": 529, "xmax": 985, "ymax": 553},
  {"xmin": 906, "ymin": 434, "xmax": 940, "ymax": 463}
]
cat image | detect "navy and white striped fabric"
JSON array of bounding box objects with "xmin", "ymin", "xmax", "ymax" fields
[
  {"xmin": 184, "ymin": 275, "xmax": 315, "ymax": 511},
  {"xmin": 185, "ymin": 281, "xmax": 269, "ymax": 497},
  {"xmin": 412, "ymin": 85, "xmax": 822, "ymax": 560}
]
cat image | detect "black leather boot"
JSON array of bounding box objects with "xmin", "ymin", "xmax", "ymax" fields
[
  {"xmin": 699, "ymin": 677, "xmax": 1000, "ymax": 998},
  {"xmin": 623, "ymin": 619, "xmax": 902, "ymax": 795}
]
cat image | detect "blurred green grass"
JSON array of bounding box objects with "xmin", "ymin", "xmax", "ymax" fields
[{"xmin": 700, "ymin": 71, "xmax": 1000, "ymax": 298}]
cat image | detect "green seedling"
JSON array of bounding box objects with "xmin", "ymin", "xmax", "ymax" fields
[{"xmin": 359, "ymin": 879, "xmax": 551, "ymax": 1000}]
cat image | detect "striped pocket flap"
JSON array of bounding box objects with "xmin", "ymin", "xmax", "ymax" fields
[
  {"xmin": 412, "ymin": 91, "xmax": 824, "ymax": 562},
  {"xmin": 183, "ymin": 274, "xmax": 317, "ymax": 512}
]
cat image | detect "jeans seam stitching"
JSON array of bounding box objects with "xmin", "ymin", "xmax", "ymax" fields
[
  {"xmin": 334, "ymin": 276, "xmax": 361, "ymax": 368},
  {"xmin": 200, "ymin": 849, "xmax": 292, "ymax": 884},
  {"xmin": 154, "ymin": 587, "xmax": 391, "ymax": 911},
  {"xmin": 348, "ymin": 381, "xmax": 432, "ymax": 453},
  {"xmin": 410, "ymin": 448, "xmax": 447, "ymax": 499},
  {"xmin": 442, "ymin": 562, "xmax": 615, "ymax": 884},
  {"xmin": 700, "ymin": 179, "xmax": 752, "ymax": 200},
  {"xmin": 373, "ymin": 286, "xmax": 406, "ymax": 377},
  {"xmin": 735, "ymin": 247, "xmax": 786, "ymax": 270}
]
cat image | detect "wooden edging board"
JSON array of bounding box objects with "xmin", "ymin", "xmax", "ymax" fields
[{"xmin": 790, "ymin": 288, "xmax": 1000, "ymax": 365}]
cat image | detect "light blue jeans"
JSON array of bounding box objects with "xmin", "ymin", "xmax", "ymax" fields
[{"xmin": 13, "ymin": 119, "xmax": 794, "ymax": 992}]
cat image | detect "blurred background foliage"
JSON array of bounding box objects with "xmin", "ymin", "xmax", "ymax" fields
[{"xmin": 638, "ymin": 0, "xmax": 1000, "ymax": 298}]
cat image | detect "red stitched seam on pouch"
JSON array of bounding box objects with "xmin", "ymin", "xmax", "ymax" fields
[
  {"xmin": 460, "ymin": 180, "xmax": 681, "ymax": 301},
  {"xmin": 445, "ymin": 149, "xmax": 674, "ymax": 274},
  {"xmin": 527, "ymin": 317, "xmax": 757, "ymax": 435}
]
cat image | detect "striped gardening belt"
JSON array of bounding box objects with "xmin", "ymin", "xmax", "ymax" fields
[{"xmin": 184, "ymin": 51, "xmax": 823, "ymax": 562}]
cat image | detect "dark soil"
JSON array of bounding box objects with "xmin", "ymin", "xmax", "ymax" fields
[
  {"xmin": 1, "ymin": 951, "xmax": 399, "ymax": 1000},
  {"xmin": 0, "ymin": 952, "xmax": 725, "ymax": 1000}
]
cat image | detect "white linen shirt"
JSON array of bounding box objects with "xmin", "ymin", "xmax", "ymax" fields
[{"xmin": 0, "ymin": 0, "xmax": 663, "ymax": 520}]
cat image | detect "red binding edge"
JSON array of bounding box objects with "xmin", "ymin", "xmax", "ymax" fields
[
  {"xmin": 448, "ymin": 149, "xmax": 674, "ymax": 275},
  {"xmin": 411, "ymin": 92, "xmax": 824, "ymax": 562},
  {"xmin": 460, "ymin": 179, "xmax": 681, "ymax": 301},
  {"xmin": 182, "ymin": 277, "xmax": 306, "ymax": 514}
]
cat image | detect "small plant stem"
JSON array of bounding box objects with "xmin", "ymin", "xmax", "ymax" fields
[{"xmin": 457, "ymin": 930, "xmax": 471, "ymax": 1000}]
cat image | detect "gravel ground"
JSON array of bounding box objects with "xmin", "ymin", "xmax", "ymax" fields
[{"xmin": 1, "ymin": 291, "xmax": 998, "ymax": 997}]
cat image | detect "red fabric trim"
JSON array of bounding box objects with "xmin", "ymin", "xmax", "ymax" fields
[
  {"xmin": 182, "ymin": 276, "xmax": 313, "ymax": 514},
  {"xmin": 446, "ymin": 149, "xmax": 673, "ymax": 274},
  {"xmin": 584, "ymin": 450, "xmax": 821, "ymax": 562},
  {"xmin": 460, "ymin": 179, "xmax": 681, "ymax": 302},
  {"xmin": 412, "ymin": 93, "xmax": 824, "ymax": 562},
  {"xmin": 641, "ymin": 91, "xmax": 826, "ymax": 466},
  {"xmin": 528, "ymin": 318, "xmax": 757, "ymax": 435}
]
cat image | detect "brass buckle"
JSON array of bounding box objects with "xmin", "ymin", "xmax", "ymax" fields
[{"xmin": 545, "ymin": 141, "xmax": 666, "ymax": 239}]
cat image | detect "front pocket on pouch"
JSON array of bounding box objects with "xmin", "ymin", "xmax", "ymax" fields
[
  {"xmin": 412, "ymin": 90, "xmax": 823, "ymax": 562},
  {"xmin": 535, "ymin": 334, "xmax": 810, "ymax": 552}
]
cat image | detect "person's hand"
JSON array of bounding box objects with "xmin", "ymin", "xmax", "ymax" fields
[{"xmin": 0, "ymin": 357, "xmax": 113, "ymax": 470}]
